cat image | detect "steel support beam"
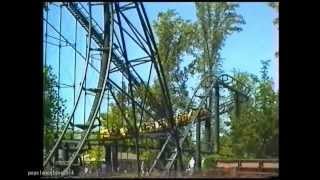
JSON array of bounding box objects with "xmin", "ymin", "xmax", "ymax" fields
[
  {"xmin": 235, "ymin": 92, "xmax": 240, "ymax": 119},
  {"xmin": 114, "ymin": 3, "xmax": 140, "ymax": 176},
  {"xmin": 214, "ymin": 82, "xmax": 220, "ymax": 153},
  {"xmin": 196, "ymin": 117, "xmax": 201, "ymax": 172}
]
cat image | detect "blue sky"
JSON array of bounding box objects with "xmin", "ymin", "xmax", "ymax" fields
[
  {"xmin": 43, "ymin": 2, "xmax": 278, "ymax": 125},
  {"xmin": 143, "ymin": 2, "xmax": 278, "ymax": 90}
]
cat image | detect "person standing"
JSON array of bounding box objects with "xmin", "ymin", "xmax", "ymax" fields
[{"xmin": 188, "ymin": 157, "xmax": 195, "ymax": 175}]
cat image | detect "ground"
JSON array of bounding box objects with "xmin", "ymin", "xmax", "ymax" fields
[{"xmin": 66, "ymin": 168, "xmax": 278, "ymax": 178}]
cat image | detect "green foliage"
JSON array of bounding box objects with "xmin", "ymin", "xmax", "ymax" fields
[
  {"xmin": 268, "ymin": 2, "xmax": 279, "ymax": 9},
  {"xmin": 154, "ymin": 10, "xmax": 195, "ymax": 77},
  {"xmin": 226, "ymin": 60, "xmax": 278, "ymax": 158},
  {"xmin": 107, "ymin": 9, "xmax": 196, "ymax": 124},
  {"xmin": 100, "ymin": 89, "xmax": 136, "ymax": 130},
  {"xmin": 202, "ymin": 154, "xmax": 221, "ymax": 170},
  {"xmin": 140, "ymin": 151, "xmax": 157, "ymax": 167},
  {"xmin": 260, "ymin": 59, "xmax": 271, "ymax": 81},
  {"xmin": 43, "ymin": 66, "xmax": 68, "ymax": 153},
  {"xmin": 189, "ymin": 2, "xmax": 245, "ymax": 78},
  {"xmin": 268, "ymin": 2, "xmax": 279, "ymax": 27},
  {"xmin": 153, "ymin": 9, "xmax": 194, "ymax": 112},
  {"xmin": 101, "ymin": 105, "xmax": 124, "ymax": 129},
  {"xmin": 203, "ymin": 135, "xmax": 235, "ymax": 170},
  {"xmin": 88, "ymin": 4, "xmax": 278, "ymax": 165},
  {"xmin": 267, "ymin": 2, "xmax": 278, "ymax": 57},
  {"xmin": 134, "ymin": 84, "xmax": 167, "ymax": 119},
  {"xmin": 85, "ymin": 146, "xmax": 104, "ymax": 168},
  {"xmin": 218, "ymin": 135, "xmax": 235, "ymax": 158}
]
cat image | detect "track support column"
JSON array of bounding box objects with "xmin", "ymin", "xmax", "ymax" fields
[
  {"xmin": 214, "ymin": 82, "xmax": 220, "ymax": 153},
  {"xmin": 196, "ymin": 117, "xmax": 201, "ymax": 172}
]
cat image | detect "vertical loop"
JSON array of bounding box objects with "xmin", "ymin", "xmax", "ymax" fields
[
  {"xmin": 57, "ymin": 4, "xmax": 63, "ymax": 138},
  {"xmin": 44, "ymin": 6, "xmax": 48, "ymax": 68},
  {"xmin": 72, "ymin": 17, "xmax": 78, "ymax": 139}
]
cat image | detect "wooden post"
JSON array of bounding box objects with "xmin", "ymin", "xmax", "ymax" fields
[
  {"xmin": 196, "ymin": 117, "xmax": 201, "ymax": 172},
  {"xmin": 259, "ymin": 161, "xmax": 263, "ymax": 171},
  {"xmin": 214, "ymin": 82, "xmax": 220, "ymax": 153}
]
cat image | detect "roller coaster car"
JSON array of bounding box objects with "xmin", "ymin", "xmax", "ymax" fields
[
  {"xmin": 120, "ymin": 127, "xmax": 128, "ymax": 137},
  {"xmin": 199, "ymin": 109, "xmax": 209, "ymax": 118},
  {"xmin": 149, "ymin": 121, "xmax": 155, "ymax": 130},
  {"xmin": 176, "ymin": 114, "xmax": 182, "ymax": 124},
  {"xmin": 110, "ymin": 128, "xmax": 121, "ymax": 139},
  {"xmin": 100, "ymin": 128, "xmax": 110, "ymax": 139},
  {"xmin": 175, "ymin": 114, "xmax": 181, "ymax": 125},
  {"xmin": 187, "ymin": 110, "xmax": 193, "ymax": 118},
  {"xmin": 141, "ymin": 123, "xmax": 148, "ymax": 132},
  {"xmin": 140, "ymin": 123, "xmax": 147, "ymax": 132},
  {"xmin": 180, "ymin": 113, "xmax": 190, "ymax": 126},
  {"xmin": 190, "ymin": 110, "xmax": 197, "ymax": 118},
  {"xmin": 164, "ymin": 121, "xmax": 169, "ymax": 128},
  {"xmin": 159, "ymin": 118, "xmax": 168, "ymax": 129},
  {"xmin": 198, "ymin": 109, "xmax": 204, "ymax": 117},
  {"xmin": 115, "ymin": 128, "xmax": 121, "ymax": 137},
  {"xmin": 154, "ymin": 121, "xmax": 160, "ymax": 130},
  {"xmin": 179, "ymin": 111, "xmax": 192, "ymax": 125},
  {"xmin": 126, "ymin": 128, "xmax": 134, "ymax": 135},
  {"xmin": 145, "ymin": 122, "xmax": 153, "ymax": 132},
  {"xmin": 158, "ymin": 120, "xmax": 163, "ymax": 128},
  {"xmin": 189, "ymin": 110, "xmax": 202, "ymax": 122}
]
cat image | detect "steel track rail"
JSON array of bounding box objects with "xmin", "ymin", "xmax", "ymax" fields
[
  {"xmin": 61, "ymin": 3, "xmax": 114, "ymax": 175},
  {"xmin": 43, "ymin": 3, "xmax": 94, "ymax": 168}
]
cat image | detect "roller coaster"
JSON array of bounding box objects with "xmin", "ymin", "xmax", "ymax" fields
[{"xmin": 43, "ymin": 2, "xmax": 251, "ymax": 177}]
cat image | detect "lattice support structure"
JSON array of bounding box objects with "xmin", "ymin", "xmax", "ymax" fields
[{"xmin": 42, "ymin": 2, "xmax": 251, "ymax": 177}]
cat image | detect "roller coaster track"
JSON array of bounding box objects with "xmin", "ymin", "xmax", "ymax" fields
[
  {"xmin": 43, "ymin": 3, "xmax": 251, "ymax": 176},
  {"xmin": 43, "ymin": 3, "xmax": 114, "ymax": 175},
  {"xmin": 148, "ymin": 76, "xmax": 211, "ymax": 175},
  {"xmin": 64, "ymin": 2, "xmax": 140, "ymax": 87},
  {"xmin": 96, "ymin": 101, "xmax": 232, "ymax": 141},
  {"xmin": 64, "ymin": 2, "xmax": 171, "ymax": 124},
  {"xmin": 148, "ymin": 74, "xmax": 250, "ymax": 176},
  {"xmin": 217, "ymin": 74, "xmax": 250, "ymax": 99},
  {"xmin": 63, "ymin": 73, "xmax": 246, "ymax": 174},
  {"xmin": 53, "ymin": 99, "xmax": 232, "ymax": 150},
  {"xmin": 43, "ymin": 3, "xmax": 176, "ymax": 176},
  {"xmin": 64, "ymin": 1, "xmax": 178, "ymax": 134}
]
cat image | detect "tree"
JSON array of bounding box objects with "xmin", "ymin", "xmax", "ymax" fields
[
  {"xmin": 140, "ymin": 151, "xmax": 157, "ymax": 168},
  {"xmin": 43, "ymin": 66, "xmax": 68, "ymax": 156},
  {"xmin": 254, "ymin": 60, "xmax": 278, "ymax": 158},
  {"xmin": 189, "ymin": 2, "xmax": 245, "ymax": 78},
  {"xmin": 189, "ymin": 2, "xmax": 245, "ymax": 152},
  {"xmin": 84, "ymin": 146, "xmax": 105, "ymax": 168},
  {"xmin": 152, "ymin": 10, "xmax": 198, "ymax": 170},
  {"xmin": 117, "ymin": 9, "xmax": 195, "ymax": 121},
  {"xmin": 126, "ymin": 10, "xmax": 195, "ymax": 122},
  {"xmin": 268, "ymin": 2, "xmax": 279, "ymax": 28},
  {"xmin": 226, "ymin": 60, "xmax": 278, "ymax": 158},
  {"xmin": 153, "ymin": 9, "xmax": 195, "ymax": 113},
  {"xmin": 101, "ymin": 105, "xmax": 124, "ymax": 129},
  {"xmin": 268, "ymin": 2, "xmax": 279, "ymax": 58}
]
